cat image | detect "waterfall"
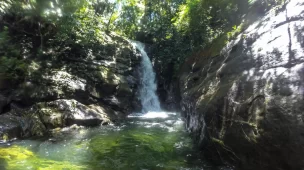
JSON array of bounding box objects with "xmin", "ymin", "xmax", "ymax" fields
[{"xmin": 131, "ymin": 41, "xmax": 161, "ymax": 113}]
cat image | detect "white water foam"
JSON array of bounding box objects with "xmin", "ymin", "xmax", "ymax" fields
[{"xmin": 131, "ymin": 41, "xmax": 161, "ymax": 113}]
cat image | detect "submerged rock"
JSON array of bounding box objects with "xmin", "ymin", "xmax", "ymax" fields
[
  {"xmin": 0, "ymin": 146, "xmax": 86, "ymax": 170},
  {"xmin": 179, "ymin": 1, "xmax": 304, "ymax": 170}
]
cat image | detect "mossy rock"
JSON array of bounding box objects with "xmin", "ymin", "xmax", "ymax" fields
[
  {"xmin": 0, "ymin": 114, "xmax": 22, "ymax": 141},
  {"xmin": 0, "ymin": 145, "xmax": 86, "ymax": 170}
]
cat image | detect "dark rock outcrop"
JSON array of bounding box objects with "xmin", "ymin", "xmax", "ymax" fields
[
  {"xmin": 179, "ymin": 1, "xmax": 304, "ymax": 170},
  {"xmin": 0, "ymin": 99, "xmax": 121, "ymax": 140},
  {"xmin": 0, "ymin": 114, "xmax": 22, "ymax": 141},
  {"xmin": 0, "ymin": 94, "xmax": 8, "ymax": 114}
]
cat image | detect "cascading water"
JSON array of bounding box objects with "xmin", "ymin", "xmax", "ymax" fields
[
  {"xmin": 0, "ymin": 40, "xmax": 232, "ymax": 170},
  {"xmin": 131, "ymin": 41, "xmax": 161, "ymax": 113}
]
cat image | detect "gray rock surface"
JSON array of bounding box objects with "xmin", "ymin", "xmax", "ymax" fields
[
  {"xmin": 9, "ymin": 35, "xmax": 140, "ymax": 113},
  {"xmin": 0, "ymin": 34, "xmax": 141, "ymax": 140},
  {"xmin": 0, "ymin": 114, "xmax": 22, "ymax": 141},
  {"xmin": 179, "ymin": 1, "xmax": 304, "ymax": 170},
  {"xmin": 36, "ymin": 99, "xmax": 115, "ymax": 128}
]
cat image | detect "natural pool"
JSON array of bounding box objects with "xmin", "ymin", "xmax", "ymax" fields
[{"xmin": 0, "ymin": 112, "xmax": 233, "ymax": 170}]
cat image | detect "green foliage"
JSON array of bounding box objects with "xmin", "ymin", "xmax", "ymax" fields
[
  {"xmin": 0, "ymin": 57, "xmax": 27, "ymax": 80},
  {"xmin": 227, "ymin": 23, "xmax": 244, "ymax": 40},
  {"xmin": 0, "ymin": 28, "xmax": 27, "ymax": 82},
  {"xmin": 0, "ymin": 0, "xmax": 285, "ymax": 86}
]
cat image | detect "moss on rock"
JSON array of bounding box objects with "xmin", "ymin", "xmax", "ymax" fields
[{"xmin": 0, "ymin": 146, "xmax": 86, "ymax": 170}]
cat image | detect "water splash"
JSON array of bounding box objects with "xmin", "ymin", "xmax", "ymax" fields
[
  {"xmin": 131, "ymin": 41, "xmax": 161, "ymax": 113},
  {"xmin": 128, "ymin": 111, "xmax": 176, "ymax": 119}
]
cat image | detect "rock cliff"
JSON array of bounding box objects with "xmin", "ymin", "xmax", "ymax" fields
[
  {"xmin": 179, "ymin": 1, "xmax": 304, "ymax": 169},
  {"xmin": 0, "ymin": 33, "xmax": 141, "ymax": 141}
]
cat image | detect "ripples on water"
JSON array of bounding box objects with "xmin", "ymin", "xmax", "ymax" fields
[{"xmin": 0, "ymin": 112, "xmax": 234, "ymax": 170}]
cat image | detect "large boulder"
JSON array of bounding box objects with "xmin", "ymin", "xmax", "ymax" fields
[
  {"xmin": 36, "ymin": 99, "xmax": 117, "ymax": 128},
  {"xmin": 179, "ymin": 1, "xmax": 304, "ymax": 170},
  {"xmin": 0, "ymin": 108, "xmax": 51, "ymax": 141},
  {"xmin": 0, "ymin": 114, "xmax": 22, "ymax": 141},
  {"xmin": 0, "ymin": 98, "xmax": 126, "ymax": 142}
]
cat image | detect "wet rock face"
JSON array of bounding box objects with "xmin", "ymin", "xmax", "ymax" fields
[
  {"xmin": 0, "ymin": 34, "xmax": 141, "ymax": 141},
  {"xmin": 0, "ymin": 114, "xmax": 22, "ymax": 141},
  {"xmin": 0, "ymin": 99, "xmax": 119, "ymax": 140},
  {"xmin": 0, "ymin": 95, "xmax": 8, "ymax": 114},
  {"xmin": 8, "ymin": 35, "xmax": 141, "ymax": 113},
  {"xmin": 36, "ymin": 99, "xmax": 116, "ymax": 128},
  {"xmin": 0, "ymin": 100, "xmax": 124, "ymax": 141},
  {"xmin": 179, "ymin": 1, "xmax": 304, "ymax": 170}
]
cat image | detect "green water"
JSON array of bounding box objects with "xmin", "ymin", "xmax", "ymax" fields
[{"xmin": 0, "ymin": 112, "xmax": 233, "ymax": 170}]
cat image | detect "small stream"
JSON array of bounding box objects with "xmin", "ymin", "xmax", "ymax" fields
[{"xmin": 0, "ymin": 112, "xmax": 233, "ymax": 170}]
